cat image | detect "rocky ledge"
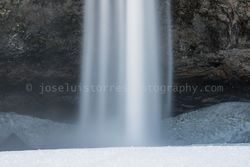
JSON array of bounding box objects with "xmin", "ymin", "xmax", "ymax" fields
[{"xmin": 175, "ymin": 49, "xmax": 250, "ymax": 83}]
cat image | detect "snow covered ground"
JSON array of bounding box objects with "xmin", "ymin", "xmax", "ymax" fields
[{"xmin": 0, "ymin": 146, "xmax": 250, "ymax": 167}]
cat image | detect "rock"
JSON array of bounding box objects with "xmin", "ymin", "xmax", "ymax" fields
[
  {"xmin": 175, "ymin": 49, "xmax": 250, "ymax": 82},
  {"xmin": 0, "ymin": 0, "xmax": 82, "ymax": 85},
  {"xmin": 0, "ymin": 0, "xmax": 82, "ymax": 119},
  {"xmin": 170, "ymin": 0, "xmax": 250, "ymax": 83},
  {"xmin": 221, "ymin": 49, "xmax": 250, "ymax": 82}
]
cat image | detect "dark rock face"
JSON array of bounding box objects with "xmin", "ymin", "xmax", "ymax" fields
[
  {"xmin": 161, "ymin": 0, "xmax": 250, "ymax": 114},
  {"xmin": 171, "ymin": 0, "xmax": 250, "ymax": 82},
  {"xmin": 0, "ymin": 0, "xmax": 83, "ymax": 121},
  {"xmin": 0, "ymin": 0, "xmax": 82, "ymax": 84},
  {"xmin": 175, "ymin": 49, "xmax": 250, "ymax": 82}
]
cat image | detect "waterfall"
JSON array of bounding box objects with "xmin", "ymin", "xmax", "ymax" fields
[
  {"xmin": 166, "ymin": 0, "xmax": 174, "ymax": 117},
  {"xmin": 126, "ymin": 0, "xmax": 161, "ymax": 145},
  {"xmin": 80, "ymin": 0, "xmax": 173, "ymax": 146}
]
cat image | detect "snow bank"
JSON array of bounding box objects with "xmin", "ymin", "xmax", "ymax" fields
[
  {"xmin": 0, "ymin": 112, "xmax": 69, "ymax": 148},
  {"xmin": 0, "ymin": 146, "xmax": 250, "ymax": 167},
  {"xmin": 162, "ymin": 102, "xmax": 250, "ymax": 145}
]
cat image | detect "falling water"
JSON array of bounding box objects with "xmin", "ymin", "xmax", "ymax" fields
[
  {"xmin": 126, "ymin": 0, "xmax": 161, "ymax": 145},
  {"xmin": 166, "ymin": 0, "xmax": 174, "ymax": 117},
  {"xmin": 81, "ymin": 0, "xmax": 173, "ymax": 146}
]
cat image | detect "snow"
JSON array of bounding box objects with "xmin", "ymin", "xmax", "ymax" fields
[
  {"xmin": 0, "ymin": 112, "xmax": 70, "ymax": 148},
  {"xmin": 0, "ymin": 146, "xmax": 250, "ymax": 167},
  {"xmin": 162, "ymin": 102, "xmax": 250, "ymax": 145}
]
